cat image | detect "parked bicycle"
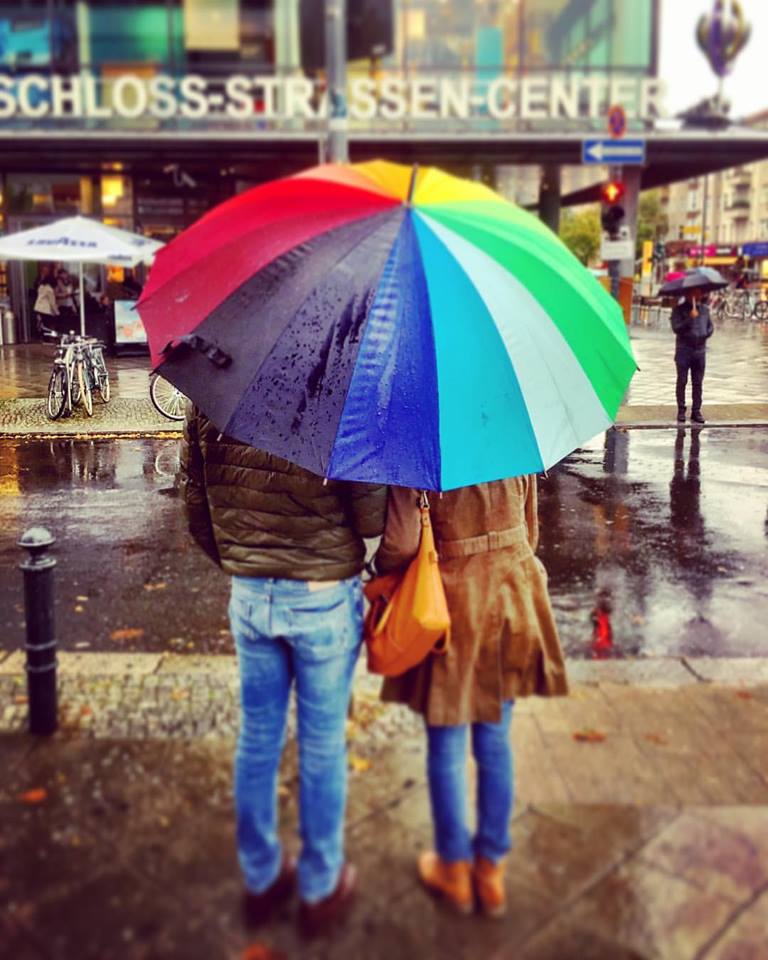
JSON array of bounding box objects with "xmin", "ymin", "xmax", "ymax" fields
[
  {"xmin": 709, "ymin": 287, "xmax": 768, "ymax": 322},
  {"xmin": 149, "ymin": 372, "xmax": 187, "ymax": 421},
  {"xmin": 45, "ymin": 329, "xmax": 110, "ymax": 420}
]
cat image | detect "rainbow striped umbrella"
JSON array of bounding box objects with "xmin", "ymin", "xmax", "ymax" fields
[{"xmin": 138, "ymin": 161, "xmax": 636, "ymax": 491}]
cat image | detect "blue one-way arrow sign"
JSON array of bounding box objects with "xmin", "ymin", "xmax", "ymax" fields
[{"xmin": 582, "ymin": 138, "xmax": 646, "ymax": 165}]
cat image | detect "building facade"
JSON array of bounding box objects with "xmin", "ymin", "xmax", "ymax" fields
[
  {"xmin": 0, "ymin": 0, "xmax": 664, "ymax": 340},
  {"xmin": 660, "ymin": 108, "xmax": 768, "ymax": 277}
]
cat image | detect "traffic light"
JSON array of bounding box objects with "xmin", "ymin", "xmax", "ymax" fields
[{"xmin": 600, "ymin": 180, "xmax": 625, "ymax": 240}]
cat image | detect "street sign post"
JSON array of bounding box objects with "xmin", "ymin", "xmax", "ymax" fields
[
  {"xmin": 600, "ymin": 226, "xmax": 634, "ymax": 262},
  {"xmin": 582, "ymin": 138, "xmax": 646, "ymax": 165}
]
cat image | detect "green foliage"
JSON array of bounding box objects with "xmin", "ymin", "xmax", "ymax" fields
[
  {"xmin": 559, "ymin": 206, "xmax": 601, "ymax": 264},
  {"xmin": 636, "ymin": 190, "xmax": 669, "ymax": 257}
]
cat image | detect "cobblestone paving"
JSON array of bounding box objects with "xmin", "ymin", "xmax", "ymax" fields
[
  {"xmin": 0, "ymin": 661, "xmax": 421, "ymax": 749},
  {"xmin": 0, "ymin": 397, "xmax": 182, "ymax": 436},
  {"xmin": 5, "ymin": 653, "xmax": 768, "ymax": 807}
]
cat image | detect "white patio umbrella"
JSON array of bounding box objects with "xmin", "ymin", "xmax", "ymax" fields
[{"xmin": 0, "ymin": 216, "xmax": 163, "ymax": 336}]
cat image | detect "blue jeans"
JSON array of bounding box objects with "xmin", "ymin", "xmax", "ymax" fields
[
  {"xmin": 229, "ymin": 575, "xmax": 363, "ymax": 903},
  {"xmin": 426, "ymin": 701, "xmax": 514, "ymax": 863}
]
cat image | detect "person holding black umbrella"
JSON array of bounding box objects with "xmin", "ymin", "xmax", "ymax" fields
[
  {"xmin": 662, "ymin": 268, "xmax": 725, "ymax": 424},
  {"xmin": 667, "ymin": 276, "xmax": 717, "ymax": 424}
]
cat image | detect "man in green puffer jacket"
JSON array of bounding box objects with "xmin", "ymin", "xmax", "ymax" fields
[{"xmin": 181, "ymin": 405, "xmax": 386, "ymax": 936}]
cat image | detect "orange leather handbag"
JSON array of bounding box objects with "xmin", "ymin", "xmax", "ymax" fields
[{"xmin": 364, "ymin": 494, "xmax": 451, "ymax": 678}]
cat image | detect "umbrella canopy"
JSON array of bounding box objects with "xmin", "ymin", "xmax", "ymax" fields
[
  {"xmin": 0, "ymin": 216, "xmax": 162, "ymax": 265},
  {"xmin": 0, "ymin": 216, "xmax": 163, "ymax": 335},
  {"xmin": 138, "ymin": 161, "xmax": 637, "ymax": 491},
  {"xmin": 659, "ymin": 267, "xmax": 728, "ymax": 296}
]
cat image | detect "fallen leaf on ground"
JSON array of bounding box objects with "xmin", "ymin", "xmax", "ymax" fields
[
  {"xmin": 349, "ymin": 754, "xmax": 372, "ymax": 773},
  {"xmin": 80, "ymin": 706, "xmax": 92, "ymax": 717},
  {"xmin": 170, "ymin": 689, "xmax": 189, "ymax": 701},
  {"xmin": 241, "ymin": 944, "xmax": 288, "ymax": 960},
  {"xmin": 18, "ymin": 788, "xmax": 48, "ymax": 805},
  {"xmin": 76, "ymin": 595, "xmax": 89, "ymax": 602},
  {"xmin": 13, "ymin": 695, "xmax": 28, "ymax": 705},
  {"xmin": 144, "ymin": 582, "xmax": 167, "ymax": 592},
  {"xmin": 572, "ymin": 729, "xmax": 606, "ymax": 743},
  {"xmin": 110, "ymin": 628, "xmax": 145, "ymax": 642},
  {"xmin": 735, "ymin": 690, "xmax": 753, "ymax": 700},
  {"xmin": 74, "ymin": 605, "xmax": 85, "ymax": 613},
  {"xmin": 644, "ymin": 733, "xmax": 668, "ymax": 746}
]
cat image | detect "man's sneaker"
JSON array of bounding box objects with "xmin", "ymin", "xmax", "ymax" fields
[
  {"xmin": 299, "ymin": 863, "xmax": 357, "ymax": 938},
  {"xmin": 242, "ymin": 855, "xmax": 297, "ymax": 927},
  {"xmin": 417, "ymin": 851, "xmax": 473, "ymax": 914},
  {"xmin": 691, "ymin": 411, "xmax": 706, "ymax": 424},
  {"xmin": 677, "ymin": 409, "xmax": 686, "ymax": 423}
]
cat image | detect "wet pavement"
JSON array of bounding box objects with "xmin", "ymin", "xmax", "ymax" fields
[
  {"xmin": 1, "ymin": 426, "xmax": 766, "ymax": 659},
  {"xmin": 626, "ymin": 314, "xmax": 768, "ymax": 406},
  {"xmin": 3, "ymin": 676, "xmax": 768, "ymax": 959},
  {"xmin": 0, "ymin": 436, "xmax": 233, "ymax": 657},
  {"xmin": 539, "ymin": 425, "xmax": 768, "ymax": 658}
]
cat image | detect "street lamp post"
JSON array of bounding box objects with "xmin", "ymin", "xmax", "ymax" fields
[{"xmin": 325, "ymin": 0, "xmax": 348, "ymax": 164}]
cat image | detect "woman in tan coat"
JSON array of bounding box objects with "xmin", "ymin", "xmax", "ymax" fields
[{"xmin": 375, "ymin": 476, "xmax": 567, "ymax": 917}]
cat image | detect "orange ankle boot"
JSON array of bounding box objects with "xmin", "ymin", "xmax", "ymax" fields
[
  {"xmin": 473, "ymin": 856, "xmax": 507, "ymax": 918},
  {"xmin": 417, "ymin": 851, "xmax": 473, "ymax": 915}
]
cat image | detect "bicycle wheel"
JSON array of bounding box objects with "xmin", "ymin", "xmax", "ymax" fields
[
  {"xmin": 753, "ymin": 300, "xmax": 768, "ymax": 322},
  {"xmin": 46, "ymin": 366, "xmax": 68, "ymax": 420},
  {"xmin": 93, "ymin": 353, "xmax": 111, "ymax": 402},
  {"xmin": 150, "ymin": 374, "xmax": 187, "ymax": 421},
  {"xmin": 77, "ymin": 360, "xmax": 93, "ymax": 417},
  {"xmin": 70, "ymin": 365, "xmax": 81, "ymax": 406}
]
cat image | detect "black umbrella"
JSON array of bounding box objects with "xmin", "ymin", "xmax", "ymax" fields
[{"xmin": 659, "ymin": 267, "xmax": 728, "ymax": 296}]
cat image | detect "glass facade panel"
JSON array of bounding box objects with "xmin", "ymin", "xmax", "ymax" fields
[
  {"xmin": 1, "ymin": 2, "xmax": 655, "ymax": 78},
  {"xmin": 0, "ymin": 3, "xmax": 78, "ymax": 72},
  {"xmin": 389, "ymin": 0, "xmax": 654, "ymax": 74}
]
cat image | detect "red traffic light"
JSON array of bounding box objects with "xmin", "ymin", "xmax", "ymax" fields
[{"xmin": 601, "ymin": 180, "xmax": 625, "ymax": 205}]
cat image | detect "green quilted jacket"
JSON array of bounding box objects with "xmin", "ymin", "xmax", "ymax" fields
[{"xmin": 181, "ymin": 407, "xmax": 387, "ymax": 580}]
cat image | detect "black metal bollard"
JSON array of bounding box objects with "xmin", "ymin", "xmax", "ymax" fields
[{"xmin": 18, "ymin": 527, "xmax": 58, "ymax": 735}]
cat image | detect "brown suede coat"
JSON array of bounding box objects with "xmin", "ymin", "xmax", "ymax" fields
[{"xmin": 376, "ymin": 477, "xmax": 568, "ymax": 726}]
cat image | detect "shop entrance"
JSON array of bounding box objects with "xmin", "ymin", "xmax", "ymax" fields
[{"xmin": 6, "ymin": 218, "xmax": 107, "ymax": 343}]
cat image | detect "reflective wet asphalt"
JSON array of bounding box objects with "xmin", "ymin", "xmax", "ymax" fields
[{"xmin": 1, "ymin": 427, "xmax": 766, "ymax": 659}]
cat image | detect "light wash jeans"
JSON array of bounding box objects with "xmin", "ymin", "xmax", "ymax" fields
[
  {"xmin": 229, "ymin": 575, "xmax": 363, "ymax": 903},
  {"xmin": 426, "ymin": 701, "xmax": 515, "ymax": 863}
]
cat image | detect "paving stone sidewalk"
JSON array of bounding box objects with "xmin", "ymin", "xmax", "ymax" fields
[
  {"xmin": 616, "ymin": 402, "xmax": 768, "ymax": 428},
  {"xmin": 3, "ymin": 653, "xmax": 768, "ymax": 958},
  {"xmin": 0, "ymin": 397, "xmax": 182, "ymax": 437}
]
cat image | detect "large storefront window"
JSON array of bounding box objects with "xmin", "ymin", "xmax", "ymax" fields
[{"xmin": 5, "ymin": 173, "xmax": 87, "ymax": 216}]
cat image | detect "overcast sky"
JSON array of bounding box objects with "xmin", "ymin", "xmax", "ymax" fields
[{"xmin": 660, "ymin": 0, "xmax": 767, "ymax": 119}]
